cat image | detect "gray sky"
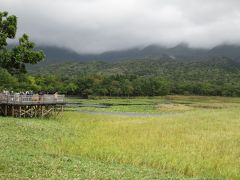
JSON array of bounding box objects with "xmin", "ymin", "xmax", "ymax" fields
[{"xmin": 2, "ymin": 0, "xmax": 240, "ymax": 53}]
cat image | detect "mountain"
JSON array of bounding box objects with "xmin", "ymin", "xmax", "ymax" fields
[
  {"xmin": 35, "ymin": 46, "xmax": 95, "ymax": 65},
  {"xmin": 34, "ymin": 44, "xmax": 240, "ymax": 66},
  {"xmin": 166, "ymin": 43, "xmax": 207, "ymax": 57},
  {"xmin": 208, "ymin": 45, "xmax": 240, "ymax": 59},
  {"xmin": 31, "ymin": 56, "xmax": 240, "ymax": 77}
]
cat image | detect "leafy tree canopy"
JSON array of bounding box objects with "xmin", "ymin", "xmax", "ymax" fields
[{"xmin": 0, "ymin": 11, "xmax": 45, "ymax": 74}]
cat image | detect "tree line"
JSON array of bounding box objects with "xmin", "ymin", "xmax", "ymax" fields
[
  {"xmin": 1, "ymin": 70, "xmax": 240, "ymax": 97},
  {"xmin": 1, "ymin": 11, "xmax": 240, "ymax": 98}
]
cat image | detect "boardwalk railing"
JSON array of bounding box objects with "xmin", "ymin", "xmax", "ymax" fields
[{"xmin": 0, "ymin": 94, "xmax": 65, "ymax": 105}]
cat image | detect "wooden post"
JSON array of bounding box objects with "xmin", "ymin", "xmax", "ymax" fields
[
  {"xmin": 41, "ymin": 105, "xmax": 44, "ymax": 117},
  {"xmin": 19, "ymin": 106, "xmax": 22, "ymax": 118},
  {"xmin": 12, "ymin": 106, "xmax": 14, "ymax": 117},
  {"xmin": 4, "ymin": 105, "xmax": 7, "ymax": 116},
  {"xmin": 0, "ymin": 105, "xmax": 2, "ymax": 115},
  {"xmin": 35, "ymin": 105, "xmax": 38, "ymax": 117},
  {"xmin": 30, "ymin": 106, "xmax": 33, "ymax": 118},
  {"xmin": 23, "ymin": 106, "xmax": 26, "ymax": 118}
]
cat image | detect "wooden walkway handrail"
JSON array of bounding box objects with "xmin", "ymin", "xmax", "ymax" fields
[{"xmin": 0, "ymin": 94, "xmax": 65, "ymax": 105}]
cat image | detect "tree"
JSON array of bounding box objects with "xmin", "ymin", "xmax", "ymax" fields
[
  {"xmin": 0, "ymin": 11, "xmax": 45, "ymax": 74},
  {"xmin": 121, "ymin": 79, "xmax": 133, "ymax": 97},
  {"xmin": 77, "ymin": 77, "xmax": 94, "ymax": 98},
  {"xmin": 0, "ymin": 68, "xmax": 18, "ymax": 90}
]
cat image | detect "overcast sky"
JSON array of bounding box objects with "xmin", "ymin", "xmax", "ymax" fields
[{"xmin": 2, "ymin": 0, "xmax": 240, "ymax": 53}]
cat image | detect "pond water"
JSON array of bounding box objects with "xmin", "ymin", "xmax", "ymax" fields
[
  {"xmin": 66, "ymin": 103, "xmax": 109, "ymax": 108},
  {"xmin": 65, "ymin": 100, "xmax": 177, "ymax": 116}
]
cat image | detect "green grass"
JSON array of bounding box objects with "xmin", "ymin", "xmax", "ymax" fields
[
  {"xmin": 1, "ymin": 96, "xmax": 240, "ymax": 179},
  {"xmin": 67, "ymin": 95, "xmax": 240, "ymax": 113},
  {"xmin": 0, "ymin": 116, "xmax": 180, "ymax": 179},
  {"xmin": 71, "ymin": 104, "xmax": 159, "ymax": 113}
]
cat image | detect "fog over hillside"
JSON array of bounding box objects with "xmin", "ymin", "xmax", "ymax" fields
[
  {"xmin": 34, "ymin": 44, "xmax": 240, "ymax": 65},
  {"xmin": 3, "ymin": 0, "xmax": 240, "ymax": 53}
]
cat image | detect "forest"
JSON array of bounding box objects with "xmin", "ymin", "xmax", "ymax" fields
[
  {"xmin": 1, "ymin": 56, "xmax": 240, "ymax": 97},
  {"xmin": 1, "ymin": 10, "xmax": 240, "ymax": 98}
]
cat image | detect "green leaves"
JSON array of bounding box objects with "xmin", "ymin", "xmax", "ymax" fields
[
  {"xmin": 0, "ymin": 68, "xmax": 18, "ymax": 90},
  {"xmin": 0, "ymin": 15, "xmax": 17, "ymax": 39},
  {"xmin": 0, "ymin": 11, "xmax": 45, "ymax": 74}
]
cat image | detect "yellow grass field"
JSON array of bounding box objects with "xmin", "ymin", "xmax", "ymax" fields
[{"xmin": 1, "ymin": 96, "xmax": 240, "ymax": 179}]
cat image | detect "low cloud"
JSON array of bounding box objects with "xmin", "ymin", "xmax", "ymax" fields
[{"xmin": 2, "ymin": 0, "xmax": 240, "ymax": 53}]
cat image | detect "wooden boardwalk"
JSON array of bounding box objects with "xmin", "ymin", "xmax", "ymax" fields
[{"xmin": 0, "ymin": 94, "xmax": 65, "ymax": 118}]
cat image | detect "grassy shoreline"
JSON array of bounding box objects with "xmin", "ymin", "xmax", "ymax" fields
[
  {"xmin": 1, "ymin": 96, "xmax": 240, "ymax": 179},
  {"xmin": 66, "ymin": 95, "xmax": 240, "ymax": 113}
]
